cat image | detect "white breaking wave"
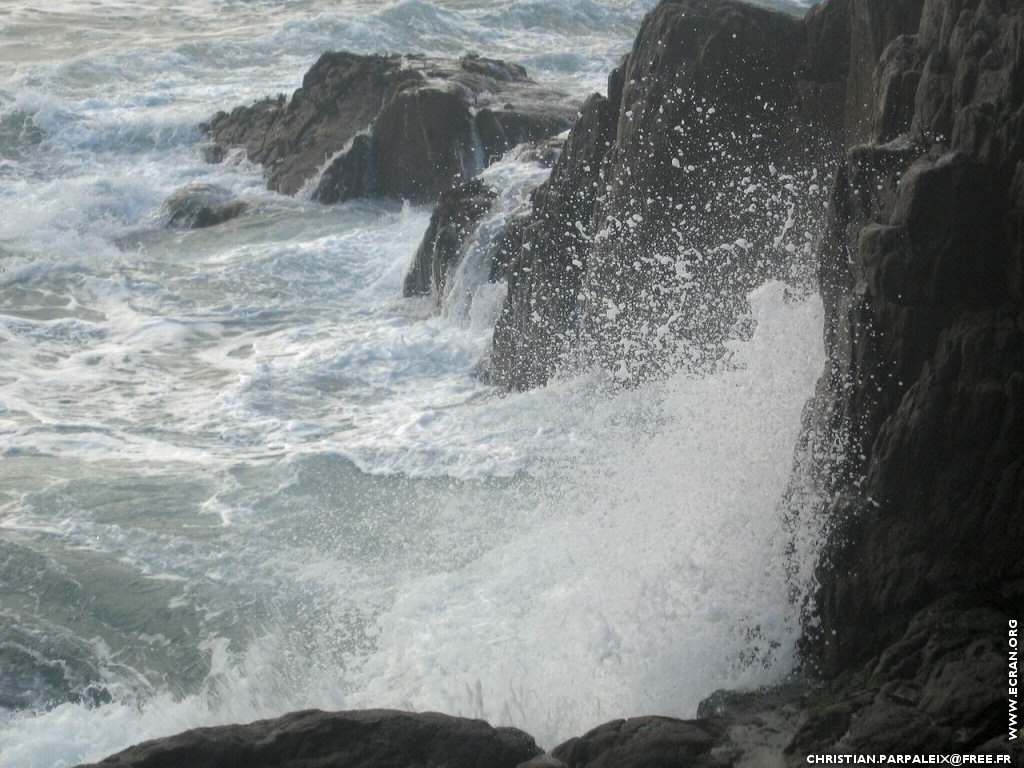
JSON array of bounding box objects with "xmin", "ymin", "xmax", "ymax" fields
[{"xmin": 0, "ymin": 0, "xmax": 825, "ymax": 766}]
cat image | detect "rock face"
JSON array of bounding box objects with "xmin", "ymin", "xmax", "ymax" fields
[
  {"xmin": 403, "ymin": 137, "xmax": 566, "ymax": 310},
  {"xmin": 203, "ymin": 53, "xmax": 575, "ymax": 204},
  {"xmin": 522, "ymin": 716, "xmax": 734, "ymax": 768},
  {"xmin": 77, "ymin": 709, "xmax": 541, "ymax": 768},
  {"xmin": 806, "ymin": 0, "xmax": 1024, "ymax": 680},
  {"xmin": 785, "ymin": 599, "xmax": 1018, "ymax": 759},
  {"xmin": 403, "ymin": 179, "xmax": 497, "ymax": 304},
  {"xmin": 482, "ymin": 0, "xmax": 850, "ymax": 389},
  {"xmin": 477, "ymin": 0, "xmax": 1021, "ymax": 753},
  {"xmin": 472, "ymin": 0, "xmax": 1020, "ymax": 713}
]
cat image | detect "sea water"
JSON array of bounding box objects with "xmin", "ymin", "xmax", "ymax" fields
[{"xmin": 0, "ymin": 1, "xmax": 822, "ymax": 765}]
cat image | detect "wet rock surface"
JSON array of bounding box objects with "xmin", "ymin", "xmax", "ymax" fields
[
  {"xmin": 807, "ymin": 0, "xmax": 1024, "ymax": 681},
  {"xmin": 162, "ymin": 183, "xmax": 248, "ymax": 229},
  {"xmin": 480, "ymin": 0, "xmax": 1020, "ymax": 757},
  {"xmin": 402, "ymin": 137, "xmax": 566, "ymax": 312},
  {"xmin": 483, "ymin": 0, "xmax": 850, "ymax": 389},
  {"xmin": 403, "ymin": 179, "xmax": 497, "ymax": 304},
  {"xmin": 203, "ymin": 53, "xmax": 575, "ymax": 204},
  {"xmin": 77, "ymin": 709, "xmax": 542, "ymax": 768}
]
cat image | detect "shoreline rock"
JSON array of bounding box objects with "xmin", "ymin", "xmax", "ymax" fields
[
  {"xmin": 403, "ymin": 179, "xmax": 497, "ymax": 304},
  {"xmin": 203, "ymin": 53, "xmax": 576, "ymax": 204},
  {"xmin": 480, "ymin": 0, "xmax": 848, "ymax": 389},
  {"xmin": 76, "ymin": 709, "xmax": 541, "ymax": 768},
  {"xmin": 403, "ymin": 137, "xmax": 566, "ymax": 311}
]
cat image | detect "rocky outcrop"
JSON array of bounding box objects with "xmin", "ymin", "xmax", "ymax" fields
[
  {"xmin": 403, "ymin": 179, "xmax": 497, "ymax": 303},
  {"xmin": 482, "ymin": 89, "xmax": 622, "ymax": 387},
  {"xmin": 806, "ymin": 0, "xmax": 1024, "ymax": 680},
  {"xmin": 469, "ymin": 0, "xmax": 1020, "ymax": 702},
  {"xmin": 482, "ymin": 0, "xmax": 851, "ymax": 389},
  {"xmin": 518, "ymin": 716, "xmax": 734, "ymax": 768},
  {"xmin": 77, "ymin": 709, "xmax": 541, "ymax": 768},
  {"xmin": 203, "ymin": 53, "xmax": 575, "ymax": 204},
  {"xmin": 162, "ymin": 183, "xmax": 248, "ymax": 229},
  {"xmin": 843, "ymin": 0, "xmax": 926, "ymax": 143},
  {"xmin": 785, "ymin": 599, "xmax": 1018, "ymax": 759},
  {"xmin": 475, "ymin": 0, "xmax": 1021, "ymax": 753},
  {"xmin": 403, "ymin": 137, "xmax": 566, "ymax": 311}
]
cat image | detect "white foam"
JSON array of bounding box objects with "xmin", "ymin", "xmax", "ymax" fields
[
  {"xmin": 0, "ymin": 282, "xmax": 824, "ymax": 766},
  {"xmin": 0, "ymin": 1, "xmax": 826, "ymax": 765}
]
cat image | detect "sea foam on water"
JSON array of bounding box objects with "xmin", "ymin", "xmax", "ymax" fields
[{"xmin": 0, "ymin": 1, "xmax": 823, "ymax": 765}]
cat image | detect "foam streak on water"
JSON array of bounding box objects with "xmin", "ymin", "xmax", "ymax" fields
[{"xmin": 0, "ymin": 1, "xmax": 821, "ymax": 765}]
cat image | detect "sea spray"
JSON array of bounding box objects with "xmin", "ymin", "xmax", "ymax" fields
[{"xmin": 0, "ymin": 0, "xmax": 823, "ymax": 765}]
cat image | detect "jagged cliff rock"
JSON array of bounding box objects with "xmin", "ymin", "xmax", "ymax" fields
[
  {"xmin": 843, "ymin": 0, "xmax": 926, "ymax": 143},
  {"xmin": 482, "ymin": 0, "xmax": 850, "ymax": 389},
  {"xmin": 808, "ymin": 0, "xmax": 1024, "ymax": 677},
  {"xmin": 483, "ymin": 89, "xmax": 622, "ymax": 387},
  {"xmin": 478, "ymin": 0, "xmax": 1020, "ymax": 749},
  {"xmin": 466, "ymin": 0, "xmax": 1020, "ymax": 702},
  {"xmin": 203, "ymin": 53, "xmax": 575, "ymax": 204}
]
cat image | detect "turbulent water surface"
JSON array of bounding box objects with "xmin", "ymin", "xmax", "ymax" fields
[{"xmin": 0, "ymin": 1, "xmax": 822, "ymax": 765}]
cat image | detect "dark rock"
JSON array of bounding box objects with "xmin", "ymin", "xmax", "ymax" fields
[
  {"xmin": 844, "ymin": 0, "xmax": 926, "ymax": 144},
  {"xmin": 785, "ymin": 600, "xmax": 1018, "ymax": 761},
  {"xmin": 484, "ymin": 89, "xmax": 620, "ymax": 389},
  {"xmin": 403, "ymin": 179, "xmax": 497, "ymax": 304},
  {"xmin": 470, "ymin": 3, "xmax": 1021, "ymax": 759},
  {"xmin": 806, "ymin": 0, "xmax": 1024, "ymax": 676},
  {"xmin": 488, "ymin": 212, "xmax": 530, "ymax": 284},
  {"xmin": 873, "ymin": 35, "xmax": 922, "ymax": 142},
  {"xmin": 162, "ymin": 184, "xmax": 248, "ymax": 229},
  {"xmin": 548, "ymin": 716, "xmax": 732, "ymax": 768},
  {"xmin": 517, "ymin": 756, "xmax": 568, "ymax": 768},
  {"xmin": 204, "ymin": 53, "xmax": 575, "ymax": 204},
  {"xmin": 573, "ymin": 0, "xmax": 820, "ymax": 381},
  {"xmin": 316, "ymin": 133, "xmax": 376, "ymax": 203},
  {"xmin": 483, "ymin": 0, "xmax": 851, "ymax": 390},
  {"xmin": 402, "ymin": 135, "xmax": 568, "ymax": 316},
  {"xmin": 77, "ymin": 709, "xmax": 541, "ymax": 768}
]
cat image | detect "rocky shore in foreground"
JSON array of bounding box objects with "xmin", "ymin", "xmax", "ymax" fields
[{"xmin": 87, "ymin": 0, "xmax": 1023, "ymax": 763}]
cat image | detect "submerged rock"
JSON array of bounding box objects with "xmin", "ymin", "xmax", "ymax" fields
[
  {"xmin": 162, "ymin": 184, "xmax": 248, "ymax": 229},
  {"xmin": 77, "ymin": 709, "xmax": 541, "ymax": 768},
  {"xmin": 203, "ymin": 53, "xmax": 575, "ymax": 204}
]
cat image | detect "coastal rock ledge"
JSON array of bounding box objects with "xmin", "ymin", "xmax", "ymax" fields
[
  {"xmin": 77, "ymin": 709, "xmax": 542, "ymax": 768},
  {"xmin": 203, "ymin": 53, "xmax": 575, "ymax": 204}
]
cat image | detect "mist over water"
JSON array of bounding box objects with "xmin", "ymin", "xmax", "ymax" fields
[{"xmin": 1, "ymin": 0, "xmax": 823, "ymax": 765}]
